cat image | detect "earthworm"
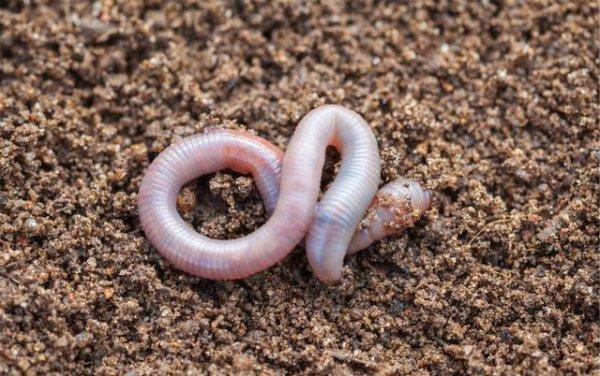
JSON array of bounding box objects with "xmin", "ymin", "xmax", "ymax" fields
[{"xmin": 138, "ymin": 105, "xmax": 431, "ymax": 283}]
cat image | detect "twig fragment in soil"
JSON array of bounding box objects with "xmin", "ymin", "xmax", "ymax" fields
[
  {"xmin": 329, "ymin": 350, "xmax": 380, "ymax": 371},
  {"xmin": 467, "ymin": 217, "xmax": 513, "ymax": 247}
]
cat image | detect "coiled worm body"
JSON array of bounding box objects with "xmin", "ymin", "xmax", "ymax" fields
[{"xmin": 138, "ymin": 105, "xmax": 431, "ymax": 283}]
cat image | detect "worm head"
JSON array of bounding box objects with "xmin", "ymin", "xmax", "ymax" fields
[{"xmin": 379, "ymin": 178, "xmax": 432, "ymax": 216}]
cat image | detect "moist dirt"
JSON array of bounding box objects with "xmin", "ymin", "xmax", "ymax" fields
[{"xmin": 0, "ymin": 1, "xmax": 598, "ymax": 375}]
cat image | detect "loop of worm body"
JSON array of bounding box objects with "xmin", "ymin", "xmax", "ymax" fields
[{"xmin": 138, "ymin": 105, "xmax": 431, "ymax": 283}]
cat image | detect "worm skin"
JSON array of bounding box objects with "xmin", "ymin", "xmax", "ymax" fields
[{"xmin": 138, "ymin": 105, "xmax": 431, "ymax": 283}]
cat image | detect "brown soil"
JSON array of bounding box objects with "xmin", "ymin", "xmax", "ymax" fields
[{"xmin": 0, "ymin": 1, "xmax": 598, "ymax": 375}]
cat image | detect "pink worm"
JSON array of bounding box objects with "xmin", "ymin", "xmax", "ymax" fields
[{"xmin": 138, "ymin": 105, "xmax": 431, "ymax": 283}]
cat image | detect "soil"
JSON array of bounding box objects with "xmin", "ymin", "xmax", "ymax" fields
[{"xmin": 0, "ymin": 1, "xmax": 598, "ymax": 375}]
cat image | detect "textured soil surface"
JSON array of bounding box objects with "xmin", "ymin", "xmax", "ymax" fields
[{"xmin": 1, "ymin": 1, "xmax": 598, "ymax": 375}]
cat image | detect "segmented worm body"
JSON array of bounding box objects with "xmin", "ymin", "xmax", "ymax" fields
[{"xmin": 138, "ymin": 105, "xmax": 431, "ymax": 283}]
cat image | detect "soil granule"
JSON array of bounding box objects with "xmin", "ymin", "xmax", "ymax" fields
[{"xmin": 0, "ymin": 1, "xmax": 598, "ymax": 375}]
